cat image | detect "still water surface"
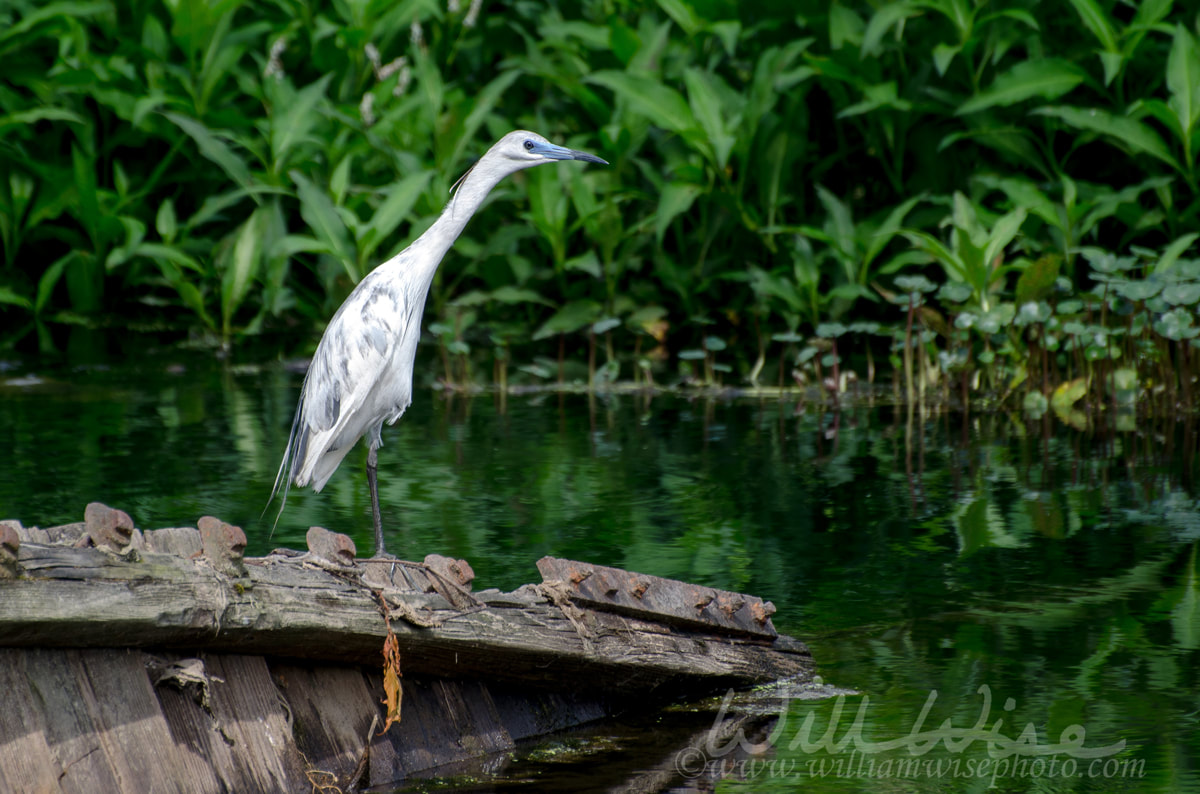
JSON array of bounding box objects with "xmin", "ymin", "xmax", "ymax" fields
[{"xmin": 1, "ymin": 349, "xmax": 1197, "ymax": 792}]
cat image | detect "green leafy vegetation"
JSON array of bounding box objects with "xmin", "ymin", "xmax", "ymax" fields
[{"xmin": 3, "ymin": 0, "xmax": 1200, "ymax": 413}]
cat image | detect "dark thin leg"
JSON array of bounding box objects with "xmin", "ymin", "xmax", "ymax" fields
[{"xmin": 366, "ymin": 446, "xmax": 386, "ymax": 557}]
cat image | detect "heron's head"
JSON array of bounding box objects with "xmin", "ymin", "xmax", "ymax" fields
[
  {"xmin": 492, "ymin": 130, "xmax": 608, "ymax": 168},
  {"xmin": 450, "ymin": 131, "xmax": 607, "ymax": 197}
]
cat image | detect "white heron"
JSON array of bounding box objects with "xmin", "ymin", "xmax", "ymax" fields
[{"xmin": 270, "ymin": 130, "xmax": 607, "ymax": 557}]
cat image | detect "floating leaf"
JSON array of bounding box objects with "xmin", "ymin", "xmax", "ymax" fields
[
  {"xmin": 1023, "ymin": 390, "xmax": 1049, "ymax": 417},
  {"xmin": 1051, "ymin": 378, "xmax": 1088, "ymax": 411},
  {"xmin": 1112, "ymin": 367, "xmax": 1138, "ymax": 391}
]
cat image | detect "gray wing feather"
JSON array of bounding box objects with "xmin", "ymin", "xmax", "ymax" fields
[{"xmin": 268, "ymin": 267, "xmax": 415, "ymax": 522}]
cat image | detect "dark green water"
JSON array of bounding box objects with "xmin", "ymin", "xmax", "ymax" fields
[{"xmin": 2, "ymin": 349, "xmax": 1198, "ymax": 792}]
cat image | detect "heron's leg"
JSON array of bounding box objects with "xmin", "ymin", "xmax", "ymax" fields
[{"xmin": 366, "ymin": 446, "xmax": 386, "ymax": 557}]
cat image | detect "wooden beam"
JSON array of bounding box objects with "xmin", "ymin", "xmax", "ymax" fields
[{"xmin": 2, "ymin": 542, "xmax": 811, "ymax": 695}]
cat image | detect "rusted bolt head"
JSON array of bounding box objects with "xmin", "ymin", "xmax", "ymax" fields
[
  {"xmin": 694, "ymin": 591, "xmax": 715, "ymax": 610},
  {"xmin": 308, "ymin": 526, "xmax": 357, "ymax": 566},
  {"xmin": 631, "ymin": 580, "xmax": 649, "ymax": 599},
  {"xmin": 0, "ymin": 524, "xmax": 19, "ymax": 578},
  {"xmin": 568, "ymin": 566, "xmax": 593, "ymax": 586},
  {"xmin": 750, "ymin": 601, "xmax": 777, "ymax": 625},
  {"xmin": 85, "ymin": 502, "xmax": 135, "ymax": 551},
  {"xmin": 198, "ymin": 516, "xmax": 247, "ymax": 573},
  {"xmin": 424, "ymin": 554, "xmax": 475, "ymax": 588},
  {"xmin": 717, "ymin": 595, "xmax": 746, "ymax": 618}
]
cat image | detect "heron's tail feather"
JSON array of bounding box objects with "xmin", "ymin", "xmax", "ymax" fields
[{"xmin": 265, "ymin": 380, "xmax": 311, "ymax": 537}]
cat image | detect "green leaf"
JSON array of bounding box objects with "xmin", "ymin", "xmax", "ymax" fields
[
  {"xmin": 655, "ymin": 0, "xmax": 701, "ymax": 36},
  {"xmin": 290, "ymin": 170, "xmax": 357, "ymax": 281},
  {"xmin": 330, "ymin": 155, "xmax": 353, "ymax": 206},
  {"xmin": 565, "ymin": 250, "xmax": 603, "ymax": 278},
  {"xmin": 0, "ymin": 107, "xmax": 86, "ymax": 135},
  {"xmin": 0, "ymin": 286, "xmax": 32, "ymax": 309},
  {"xmin": 828, "ymin": 2, "xmax": 864, "ymax": 50},
  {"xmin": 1167, "ymin": 24, "xmax": 1200, "ymax": 150},
  {"xmin": 977, "ymin": 176, "xmax": 1058, "ymax": 229},
  {"xmin": 932, "ymin": 43, "xmax": 960, "ymax": 76},
  {"xmin": 684, "ymin": 67, "xmax": 736, "ymax": 169},
  {"xmin": 491, "ymin": 285, "xmax": 554, "ymax": 306},
  {"xmin": 839, "ymin": 81, "xmax": 911, "ymax": 117},
  {"xmin": 656, "ymin": 182, "xmax": 702, "ymax": 244},
  {"xmin": 71, "ymin": 145, "xmax": 100, "ymax": 250},
  {"xmin": 1154, "ymin": 233, "xmax": 1200, "ymax": 275},
  {"xmin": 1067, "ymin": 0, "xmax": 1118, "ymax": 53},
  {"xmin": 359, "ymin": 170, "xmax": 433, "ymax": 263},
  {"xmin": 865, "ymin": 194, "xmax": 922, "ymax": 269},
  {"xmin": 220, "ymin": 206, "xmax": 271, "ymax": 335},
  {"xmin": 163, "ymin": 112, "xmax": 255, "ymax": 193},
  {"xmin": 449, "ymin": 70, "xmax": 522, "ymax": 169},
  {"xmin": 0, "ymin": 1, "xmax": 108, "ymax": 54},
  {"xmin": 861, "ymin": 1, "xmax": 917, "ymax": 57},
  {"xmin": 269, "ymin": 74, "xmax": 331, "ymax": 172},
  {"xmin": 156, "ymin": 199, "xmax": 178, "ymax": 244},
  {"xmin": 981, "ymin": 208, "xmax": 1028, "ymax": 275},
  {"xmin": 594, "ymin": 317, "xmax": 621, "ymax": 334},
  {"xmin": 958, "ymin": 59, "xmax": 1086, "ymax": 114},
  {"xmin": 1034, "ymin": 106, "xmax": 1179, "ymax": 170},
  {"xmin": 1098, "ymin": 51, "xmax": 1124, "ymax": 87},
  {"xmin": 533, "ymin": 300, "xmax": 602, "ymax": 339},
  {"xmin": 588, "ymin": 70, "xmax": 697, "ymax": 134},
  {"xmin": 1015, "ymin": 254, "xmax": 1061, "ymax": 304},
  {"xmin": 36, "ymin": 251, "xmax": 77, "ymax": 314},
  {"xmin": 128, "ymin": 243, "xmax": 205, "ymax": 273}
]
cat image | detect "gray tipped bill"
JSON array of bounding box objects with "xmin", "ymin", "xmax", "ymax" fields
[{"xmin": 530, "ymin": 140, "xmax": 608, "ymax": 165}]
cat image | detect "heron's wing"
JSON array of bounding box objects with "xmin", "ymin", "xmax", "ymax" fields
[{"xmin": 272, "ymin": 269, "xmax": 418, "ymax": 504}]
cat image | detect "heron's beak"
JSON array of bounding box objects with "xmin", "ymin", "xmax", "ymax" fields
[{"xmin": 532, "ymin": 141, "xmax": 609, "ymax": 165}]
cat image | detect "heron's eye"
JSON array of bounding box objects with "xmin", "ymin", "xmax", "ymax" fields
[{"xmin": 523, "ymin": 140, "xmax": 535, "ymax": 151}]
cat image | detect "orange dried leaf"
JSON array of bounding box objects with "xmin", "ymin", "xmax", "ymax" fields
[{"xmin": 381, "ymin": 633, "xmax": 403, "ymax": 733}]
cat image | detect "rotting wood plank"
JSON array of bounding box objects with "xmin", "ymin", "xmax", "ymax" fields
[
  {"xmin": 268, "ymin": 662, "xmax": 378, "ymax": 782},
  {"xmin": 75, "ymin": 648, "xmax": 193, "ymax": 794},
  {"xmin": 0, "ymin": 650, "xmax": 65, "ymax": 794},
  {"xmin": 537, "ymin": 556, "xmax": 778, "ymax": 638},
  {"xmin": 1, "ymin": 542, "xmax": 813, "ymax": 694},
  {"xmin": 151, "ymin": 656, "xmax": 242, "ymax": 794},
  {"xmin": 24, "ymin": 649, "xmax": 127, "ymax": 794},
  {"xmin": 200, "ymin": 654, "xmax": 306, "ymax": 792}
]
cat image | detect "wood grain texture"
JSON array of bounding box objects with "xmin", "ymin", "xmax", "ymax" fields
[{"xmin": 2, "ymin": 543, "xmax": 812, "ymax": 693}]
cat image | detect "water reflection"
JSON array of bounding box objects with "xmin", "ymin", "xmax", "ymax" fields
[{"xmin": 0, "ymin": 355, "xmax": 1197, "ymax": 792}]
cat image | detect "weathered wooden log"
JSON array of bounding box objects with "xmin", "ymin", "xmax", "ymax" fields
[
  {"xmin": 0, "ymin": 509, "xmax": 820, "ymax": 792},
  {"xmin": 0, "ymin": 536, "xmax": 811, "ymax": 695}
]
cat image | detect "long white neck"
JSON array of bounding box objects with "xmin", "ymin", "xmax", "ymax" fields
[{"xmin": 398, "ymin": 155, "xmax": 515, "ymax": 289}]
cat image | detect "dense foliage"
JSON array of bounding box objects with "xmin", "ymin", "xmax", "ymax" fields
[{"xmin": 2, "ymin": 0, "xmax": 1200, "ymax": 410}]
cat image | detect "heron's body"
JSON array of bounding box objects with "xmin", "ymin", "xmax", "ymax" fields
[{"xmin": 272, "ymin": 131, "xmax": 606, "ymax": 556}]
